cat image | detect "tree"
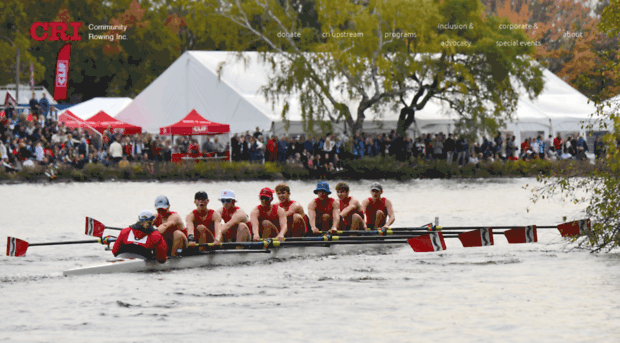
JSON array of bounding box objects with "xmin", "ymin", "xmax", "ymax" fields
[
  {"xmin": 210, "ymin": 0, "xmax": 543, "ymax": 137},
  {"xmin": 531, "ymin": 0, "xmax": 620, "ymax": 252}
]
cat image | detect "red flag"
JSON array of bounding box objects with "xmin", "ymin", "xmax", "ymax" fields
[
  {"xmin": 504, "ymin": 225, "xmax": 537, "ymax": 244},
  {"xmin": 458, "ymin": 228, "xmax": 494, "ymax": 248},
  {"xmin": 54, "ymin": 43, "xmax": 72, "ymax": 101},
  {"xmin": 407, "ymin": 232, "xmax": 447, "ymax": 252},
  {"xmin": 6, "ymin": 237, "xmax": 29, "ymax": 257},
  {"xmin": 557, "ymin": 219, "xmax": 590, "ymax": 238},
  {"xmin": 4, "ymin": 93, "xmax": 16, "ymax": 106}
]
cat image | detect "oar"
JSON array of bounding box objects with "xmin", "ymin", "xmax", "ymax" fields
[
  {"xmin": 282, "ymin": 233, "xmax": 461, "ymax": 242},
  {"xmin": 6, "ymin": 236, "xmax": 116, "ymax": 257},
  {"xmin": 196, "ymin": 238, "xmax": 413, "ymax": 250},
  {"xmin": 85, "ymin": 217, "xmax": 123, "ymax": 237}
]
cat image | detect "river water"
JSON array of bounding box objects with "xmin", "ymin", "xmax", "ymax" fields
[{"xmin": 1, "ymin": 178, "xmax": 619, "ymax": 342}]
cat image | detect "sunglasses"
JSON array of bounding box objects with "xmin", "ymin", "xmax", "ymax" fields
[
  {"xmin": 220, "ymin": 199, "xmax": 233, "ymax": 204},
  {"xmin": 260, "ymin": 196, "xmax": 272, "ymax": 201}
]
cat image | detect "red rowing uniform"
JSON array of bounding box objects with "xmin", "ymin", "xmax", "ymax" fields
[
  {"xmin": 364, "ymin": 197, "xmax": 387, "ymax": 226},
  {"xmin": 339, "ymin": 196, "xmax": 361, "ymax": 226},
  {"xmin": 279, "ymin": 199, "xmax": 296, "ymax": 213},
  {"xmin": 192, "ymin": 209, "xmax": 215, "ymax": 226},
  {"xmin": 314, "ymin": 197, "xmax": 335, "ymax": 230},
  {"xmin": 221, "ymin": 206, "xmax": 244, "ymax": 241},
  {"xmin": 155, "ymin": 210, "xmax": 188, "ymax": 237},
  {"xmin": 221, "ymin": 206, "xmax": 239, "ymax": 223},
  {"xmin": 112, "ymin": 224, "xmax": 168, "ymax": 262},
  {"xmin": 257, "ymin": 204, "xmax": 280, "ymax": 226},
  {"xmin": 280, "ymin": 199, "xmax": 310, "ymax": 234}
]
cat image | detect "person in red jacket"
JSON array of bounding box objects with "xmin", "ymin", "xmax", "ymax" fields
[
  {"xmin": 266, "ymin": 136, "xmax": 278, "ymax": 162},
  {"xmin": 112, "ymin": 210, "xmax": 168, "ymax": 263}
]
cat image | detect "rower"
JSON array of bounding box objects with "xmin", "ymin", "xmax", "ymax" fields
[
  {"xmin": 215, "ymin": 189, "xmax": 251, "ymax": 242},
  {"xmin": 112, "ymin": 210, "xmax": 168, "ymax": 263},
  {"xmin": 335, "ymin": 182, "xmax": 365, "ymax": 231},
  {"xmin": 249, "ymin": 188, "xmax": 288, "ymax": 241},
  {"xmin": 185, "ymin": 191, "xmax": 222, "ymax": 248},
  {"xmin": 361, "ymin": 182, "xmax": 395, "ymax": 230},
  {"xmin": 275, "ymin": 183, "xmax": 307, "ymax": 237},
  {"xmin": 154, "ymin": 195, "xmax": 188, "ymax": 256},
  {"xmin": 308, "ymin": 181, "xmax": 340, "ymax": 234}
]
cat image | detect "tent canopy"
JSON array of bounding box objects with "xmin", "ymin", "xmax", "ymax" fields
[
  {"xmin": 59, "ymin": 97, "xmax": 133, "ymax": 120},
  {"xmin": 115, "ymin": 51, "xmax": 272, "ymax": 134},
  {"xmin": 58, "ymin": 110, "xmax": 89, "ymax": 129},
  {"xmin": 159, "ymin": 109, "xmax": 230, "ymax": 135},
  {"xmin": 85, "ymin": 111, "xmax": 142, "ymax": 135}
]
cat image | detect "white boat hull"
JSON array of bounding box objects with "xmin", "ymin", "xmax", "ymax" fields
[{"xmin": 63, "ymin": 243, "xmax": 403, "ymax": 276}]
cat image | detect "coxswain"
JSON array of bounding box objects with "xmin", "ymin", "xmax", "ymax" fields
[
  {"xmin": 185, "ymin": 191, "xmax": 222, "ymax": 248},
  {"xmin": 275, "ymin": 183, "xmax": 307, "ymax": 237},
  {"xmin": 112, "ymin": 210, "xmax": 168, "ymax": 263},
  {"xmin": 361, "ymin": 182, "xmax": 395, "ymax": 229},
  {"xmin": 308, "ymin": 181, "xmax": 340, "ymax": 234},
  {"xmin": 335, "ymin": 182, "xmax": 365, "ymax": 231},
  {"xmin": 249, "ymin": 188, "xmax": 288, "ymax": 241},
  {"xmin": 154, "ymin": 195, "xmax": 188, "ymax": 256},
  {"xmin": 215, "ymin": 189, "xmax": 251, "ymax": 242}
]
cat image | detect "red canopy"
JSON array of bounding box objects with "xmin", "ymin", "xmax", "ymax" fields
[
  {"xmin": 84, "ymin": 111, "xmax": 142, "ymax": 135},
  {"xmin": 58, "ymin": 110, "xmax": 89, "ymax": 129},
  {"xmin": 159, "ymin": 109, "xmax": 230, "ymax": 136}
]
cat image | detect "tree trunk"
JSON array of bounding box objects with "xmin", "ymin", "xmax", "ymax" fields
[{"xmin": 396, "ymin": 107, "xmax": 416, "ymax": 136}]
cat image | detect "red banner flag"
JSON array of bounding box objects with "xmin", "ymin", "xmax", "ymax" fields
[
  {"xmin": 54, "ymin": 43, "xmax": 71, "ymax": 101},
  {"xmin": 4, "ymin": 93, "xmax": 16, "ymax": 107}
]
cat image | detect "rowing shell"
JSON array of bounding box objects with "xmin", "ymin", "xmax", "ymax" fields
[{"xmin": 62, "ymin": 242, "xmax": 403, "ymax": 276}]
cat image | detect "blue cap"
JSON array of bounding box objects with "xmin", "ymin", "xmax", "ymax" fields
[
  {"xmin": 138, "ymin": 210, "xmax": 156, "ymax": 222},
  {"xmin": 313, "ymin": 181, "xmax": 331, "ymax": 195},
  {"xmin": 154, "ymin": 195, "xmax": 170, "ymax": 209}
]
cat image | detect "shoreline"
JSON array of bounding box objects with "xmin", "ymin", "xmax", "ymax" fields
[{"xmin": 0, "ymin": 157, "xmax": 598, "ymax": 184}]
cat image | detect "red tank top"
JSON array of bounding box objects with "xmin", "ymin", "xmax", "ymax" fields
[
  {"xmin": 155, "ymin": 211, "xmax": 177, "ymax": 227},
  {"xmin": 257, "ymin": 204, "xmax": 280, "ymax": 224},
  {"xmin": 192, "ymin": 209, "xmax": 215, "ymax": 227},
  {"xmin": 279, "ymin": 200, "xmax": 296, "ymax": 212},
  {"xmin": 221, "ymin": 206, "xmax": 240, "ymax": 223},
  {"xmin": 340, "ymin": 197, "xmax": 361, "ymax": 216},
  {"xmin": 364, "ymin": 198, "xmax": 386, "ymax": 225},
  {"xmin": 314, "ymin": 197, "xmax": 335, "ymax": 217}
]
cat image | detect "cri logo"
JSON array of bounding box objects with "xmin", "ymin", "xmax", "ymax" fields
[
  {"xmin": 30, "ymin": 22, "xmax": 82, "ymax": 41},
  {"xmin": 56, "ymin": 61, "xmax": 69, "ymax": 87}
]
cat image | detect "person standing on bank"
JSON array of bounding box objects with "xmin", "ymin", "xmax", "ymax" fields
[
  {"xmin": 154, "ymin": 195, "xmax": 188, "ymax": 256},
  {"xmin": 112, "ymin": 210, "xmax": 168, "ymax": 263},
  {"xmin": 361, "ymin": 183, "xmax": 395, "ymax": 230}
]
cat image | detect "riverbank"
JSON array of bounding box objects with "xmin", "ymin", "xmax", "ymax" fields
[{"xmin": 0, "ymin": 156, "xmax": 599, "ymax": 184}]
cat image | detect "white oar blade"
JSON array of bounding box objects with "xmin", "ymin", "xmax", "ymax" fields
[{"xmin": 6, "ymin": 237, "xmax": 29, "ymax": 257}]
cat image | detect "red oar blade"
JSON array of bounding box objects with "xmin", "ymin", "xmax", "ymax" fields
[
  {"xmin": 557, "ymin": 219, "xmax": 590, "ymax": 238},
  {"xmin": 504, "ymin": 225, "xmax": 537, "ymax": 244},
  {"xmin": 6, "ymin": 237, "xmax": 29, "ymax": 257},
  {"xmin": 458, "ymin": 228, "xmax": 494, "ymax": 248},
  {"xmin": 407, "ymin": 232, "xmax": 447, "ymax": 252},
  {"xmin": 85, "ymin": 217, "xmax": 106, "ymax": 237}
]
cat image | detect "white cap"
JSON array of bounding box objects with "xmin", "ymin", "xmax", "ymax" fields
[
  {"xmin": 219, "ymin": 189, "xmax": 236, "ymax": 201},
  {"xmin": 154, "ymin": 195, "xmax": 170, "ymax": 209},
  {"xmin": 138, "ymin": 210, "xmax": 155, "ymax": 222}
]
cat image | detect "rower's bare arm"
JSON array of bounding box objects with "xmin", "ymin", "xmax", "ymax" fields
[
  {"xmin": 212, "ymin": 211, "xmax": 223, "ymax": 242},
  {"xmin": 360, "ymin": 199, "xmax": 369, "ymax": 213},
  {"xmin": 185, "ymin": 212, "xmax": 196, "ymax": 236},
  {"xmin": 277, "ymin": 207, "xmax": 288, "ymax": 238},
  {"xmin": 171, "ymin": 213, "xmax": 185, "ymax": 231},
  {"xmin": 332, "ymin": 201, "xmax": 341, "ymax": 230},
  {"xmin": 249, "ymin": 207, "xmax": 260, "ymax": 238},
  {"xmin": 308, "ymin": 201, "xmax": 317, "ymax": 231},
  {"xmin": 386, "ymin": 199, "xmax": 396, "ymax": 227},
  {"xmin": 293, "ymin": 202, "xmax": 305, "ymax": 216}
]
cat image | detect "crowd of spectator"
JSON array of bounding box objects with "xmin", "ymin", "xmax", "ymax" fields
[{"xmin": 0, "ymin": 95, "xmax": 603, "ymax": 177}]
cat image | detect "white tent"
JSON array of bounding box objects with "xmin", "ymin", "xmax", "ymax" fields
[
  {"xmin": 59, "ymin": 97, "xmax": 133, "ymax": 120},
  {"xmin": 115, "ymin": 51, "xmax": 273, "ymax": 134},
  {"xmin": 0, "ymin": 84, "xmax": 57, "ymax": 106}
]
